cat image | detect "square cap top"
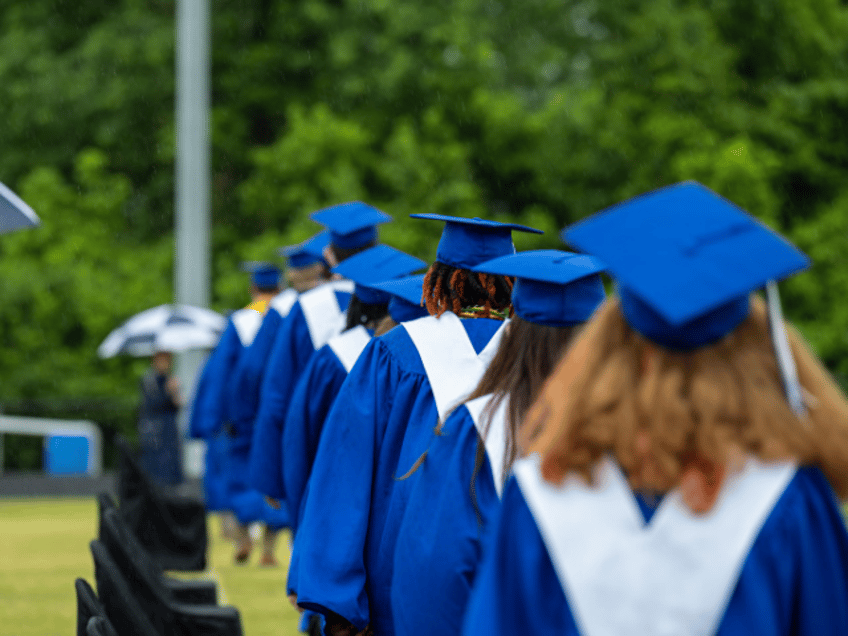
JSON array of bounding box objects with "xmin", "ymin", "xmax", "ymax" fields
[
  {"xmin": 410, "ymin": 213, "xmax": 543, "ymax": 270},
  {"xmin": 278, "ymin": 231, "xmax": 330, "ymax": 267},
  {"xmin": 359, "ymin": 274, "xmax": 429, "ymax": 323},
  {"xmin": 241, "ymin": 261, "xmax": 282, "ymax": 288},
  {"xmin": 474, "ymin": 250, "xmax": 606, "ymax": 327},
  {"xmin": 310, "ymin": 202, "xmax": 392, "ymax": 249},
  {"xmin": 331, "ymin": 245, "xmax": 426, "ymax": 304},
  {"xmin": 563, "ymin": 181, "xmax": 810, "ymax": 348}
]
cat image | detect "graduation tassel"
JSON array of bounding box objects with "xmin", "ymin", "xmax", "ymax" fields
[{"xmin": 765, "ymin": 281, "xmax": 806, "ymax": 417}]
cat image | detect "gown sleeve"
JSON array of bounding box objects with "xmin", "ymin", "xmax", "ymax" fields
[
  {"xmin": 282, "ymin": 346, "xmax": 348, "ymax": 532},
  {"xmin": 190, "ymin": 321, "xmax": 241, "ymax": 439},
  {"xmin": 292, "ymin": 339, "xmax": 391, "ymax": 631},
  {"xmin": 247, "ymin": 303, "xmax": 313, "ymax": 498},
  {"xmin": 228, "ymin": 307, "xmax": 282, "ymax": 438},
  {"xmin": 718, "ymin": 466, "xmax": 848, "ymax": 635},
  {"xmin": 391, "ymin": 406, "xmax": 502, "ymax": 636},
  {"xmin": 462, "ymin": 476, "xmax": 579, "ymax": 636},
  {"xmin": 188, "ymin": 355, "xmax": 213, "ymax": 439}
]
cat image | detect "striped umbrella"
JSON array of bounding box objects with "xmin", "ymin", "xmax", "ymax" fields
[
  {"xmin": 0, "ymin": 182, "xmax": 40, "ymax": 234},
  {"xmin": 98, "ymin": 304, "xmax": 226, "ymax": 358}
]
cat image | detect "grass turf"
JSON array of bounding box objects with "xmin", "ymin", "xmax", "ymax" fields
[{"xmin": 0, "ymin": 497, "xmax": 302, "ymax": 636}]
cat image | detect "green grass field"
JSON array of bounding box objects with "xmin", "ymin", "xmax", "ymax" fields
[{"xmin": 0, "ymin": 497, "xmax": 302, "ymax": 636}]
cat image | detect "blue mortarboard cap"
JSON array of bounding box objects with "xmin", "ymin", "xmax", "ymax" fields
[
  {"xmin": 310, "ymin": 202, "xmax": 392, "ymax": 250},
  {"xmin": 409, "ymin": 214, "xmax": 543, "ymax": 270},
  {"xmin": 359, "ymin": 274, "xmax": 430, "ymax": 323},
  {"xmin": 474, "ymin": 250, "xmax": 607, "ymax": 327},
  {"xmin": 278, "ymin": 231, "xmax": 330, "ymax": 268},
  {"xmin": 241, "ymin": 261, "xmax": 282, "ymax": 288},
  {"xmin": 331, "ymin": 245, "xmax": 426, "ymax": 305},
  {"xmin": 563, "ymin": 181, "xmax": 810, "ymax": 350}
]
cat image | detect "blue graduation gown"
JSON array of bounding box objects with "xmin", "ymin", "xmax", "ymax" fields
[
  {"xmin": 188, "ymin": 351, "xmax": 213, "ymax": 440},
  {"xmin": 463, "ymin": 465, "xmax": 848, "ymax": 636},
  {"xmin": 229, "ymin": 289, "xmax": 297, "ymax": 439},
  {"xmin": 222, "ymin": 293, "xmax": 298, "ymax": 529},
  {"xmin": 248, "ymin": 281, "xmax": 353, "ymax": 499},
  {"xmin": 190, "ymin": 319, "xmax": 246, "ymax": 511},
  {"xmin": 391, "ymin": 402, "xmax": 501, "ymax": 636},
  {"xmin": 191, "ymin": 320, "xmax": 244, "ymax": 440},
  {"xmin": 282, "ymin": 326, "xmax": 373, "ymax": 533},
  {"xmin": 225, "ymin": 431, "xmax": 290, "ymax": 529},
  {"xmin": 293, "ymin": 317, "xmax": 504, "ymax": 636}
]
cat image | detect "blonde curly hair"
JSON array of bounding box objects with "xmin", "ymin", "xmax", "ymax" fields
[{"xmin": 521, "ymin": 295, "xmax": 848, "ymax": 511}]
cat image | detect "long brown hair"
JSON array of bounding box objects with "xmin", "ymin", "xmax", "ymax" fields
[
  {"xmin": 464, "ymin": 316, "xmax": 580, "ymax": 484},
  {"xmin": 396, "ymin": 315, "xmax": 580, "ymax": 483},
  {"xmin": 522, "ymin": 296, "xmax": 848, "ymax": 511}
]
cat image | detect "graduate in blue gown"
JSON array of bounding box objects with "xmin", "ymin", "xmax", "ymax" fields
[
  {"xmin": 248, "ymin": 202, "xmax": 392, "ymax": 501},
  {"xmin": 219, "ymin": 262, "xmax": 298, "ymax": 565},
  {"xmin": 390, "ymin": 251, "xmax": 606, "ymax": 636},
  {"xmin": 463, "ymin": 182, "xmax": 848, "ymax": 636},
  {"xmin": 285, "ymin": 274, "xmax": 428, "ymax": 636},
  {"xmin": 228, "ymin": 231, "xmax": 332, "ymax": 446},
  {"xmin": 293, "ymin": 215, "xmax": 544, "ymax": 636},
  {"xmin": 189, "ymin": 265, "xmax": 271, "ymax": 530},
  {"xmin": 281, "ymin": 252, "xmax": 425, "ymax": 536},
  {"xmin": 221, "ymin": 237, "xmax": 331, "ymax": 565},
  {"xmin": 281, "ymin": 276, "xmax": 430, "ymax": 533}
]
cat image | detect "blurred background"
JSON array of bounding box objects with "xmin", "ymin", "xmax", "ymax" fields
[{"xmin": 0, "ymin": 0, "xmax": 847, "ymax": 470}]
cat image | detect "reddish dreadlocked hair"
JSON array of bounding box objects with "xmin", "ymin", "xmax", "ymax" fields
[{"xmin": 422, "ymin": 261, "xmax": 513, "ymax": 318}]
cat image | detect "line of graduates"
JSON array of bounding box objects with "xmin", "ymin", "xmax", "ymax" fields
[{"xmin": 192, "ymin": 185, "xmax": 848, "ymax": 636}]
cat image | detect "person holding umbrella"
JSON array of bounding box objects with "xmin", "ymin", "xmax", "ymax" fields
[
  {"xmin": 137, "ymin": 343, "xmax": 184, "ymax": 485},
  {"xmin": 98, "ymin": 303, "xmax": 227, "ymax": 485}
]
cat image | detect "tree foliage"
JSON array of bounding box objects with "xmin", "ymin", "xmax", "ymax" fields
[{"xmin": 1, "ymin": 0, "xmax": 848, "ymax": 464}]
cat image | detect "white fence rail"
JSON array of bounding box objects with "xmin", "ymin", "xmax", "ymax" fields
[{"xmin": 0, "ymin": 415, "xmax": 102, "ymax": 477}]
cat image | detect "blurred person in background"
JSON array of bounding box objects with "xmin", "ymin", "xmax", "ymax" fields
[
  {"xmin": 138, "ymin": 348, "xmax": 183, "ymax": 486},
  {"xmin": 190, "ymin": 262, "xmax": 278, "ymax": 541}
]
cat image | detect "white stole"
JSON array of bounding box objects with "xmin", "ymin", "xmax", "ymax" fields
[
  {"xmin": 270, "ymin": 288, "xmax": 298, "ymax": 318},
  {"xmin": 328, "ymin": 326, "xmax": 372, "ymax": 373},
  {"xmin": 514, "ymin": 454, "xmax": 796, "ymax": 636},
  {"xmin": 231, "ymin": 307, "xmax": 263, "ymax": 347},
  {"xmin": 464, "ymin": 394, "xmax": 508, "ymax": 497},
  {"xmin": 402, "ymin": 313, "xmax": 508, "ymax": 423},
  {"xmin": 299, "ymin": 280, "xmax": 355, "ymax": 350}
]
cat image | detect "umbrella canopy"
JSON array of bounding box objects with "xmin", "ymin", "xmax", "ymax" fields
[
  {"xmin": 0, "ymin": 182, "xmax": 40, "ymax": 234},
  {"xmin": 98, "ymin": 304, "xmax": 226, "ymax": 358}
]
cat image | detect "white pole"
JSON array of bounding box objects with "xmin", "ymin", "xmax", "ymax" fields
[{"xmin": 175, "ymin": 0, "xmax": 211, "ymax": 479}]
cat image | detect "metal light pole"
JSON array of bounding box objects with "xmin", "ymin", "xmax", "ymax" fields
[{"xmin": 175, "ymin": 0, "xmax": 211, "ymax": 479}]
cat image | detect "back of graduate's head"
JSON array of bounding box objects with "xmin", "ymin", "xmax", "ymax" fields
[
  {"xmin": 287, "ymin": 261, "xmax": 331, "ymax": 293},
  {"xmin": 280, "ymin": 232, "xmax": 334, "ymax": 293},
  {"xmin": 344, "ymin": 294, "xmax": 390, "ymax": 332},
  {"xmin": 524, "ymin": 297, "xmax": 848, "ymax": 506},
  {"xmin": 331, "ymin": 246, "xmax": 426, "ymax": 332},
  {"xmin": 327, "ymin": 239, "xmax": 378, "ymax": 266},
  {"xmin": 310, "ymin": 201, "xmax": 391, "ymax": 268},
  {"xmin": 465, "ymin": 251, "xmax": 607, "ymax": 482},
  {"xmin": 361, "ymin": 275, "xmax": 430, "ymax": 336},
  {"xmin": 522, "ymin": 182, "xmax": 848, "ymax": 510},
  {"xmin": 422, "ymin": 261, "xmax": 513, "ymax": 318},
  {"xmin": 243, "ymin": 262, "xmax": 282, "ymax": 297},
  {"xmin": 410, "ymin": 214, "xmax": 544, "ymax": 319}
]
